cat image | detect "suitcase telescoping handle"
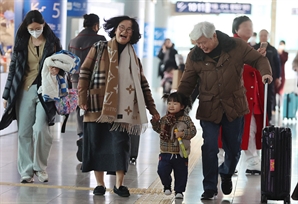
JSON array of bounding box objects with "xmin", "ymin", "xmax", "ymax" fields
[{"xmin": 263, "ymin": 79, "xmax": 268, "ymax": 129}]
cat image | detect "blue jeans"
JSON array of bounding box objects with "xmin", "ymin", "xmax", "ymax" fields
[{"xmin": 200, "ymin": 114, "xmax": 244, "ymax": 192}]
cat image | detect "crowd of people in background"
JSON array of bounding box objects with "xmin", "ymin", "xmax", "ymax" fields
[{"xmin": 1, "ymin": 9, "xmax": 298, "ymax": 202}]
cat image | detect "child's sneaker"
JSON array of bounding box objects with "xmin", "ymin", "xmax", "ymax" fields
[
  {"xmin": 164, "ymin": 185, "xmax": 172, "ymax": 195},
  {"xmin": 175, "ymin": 192, "xmax": 184, "ymax": 199}
]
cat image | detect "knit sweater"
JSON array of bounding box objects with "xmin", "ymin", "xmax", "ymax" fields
[{"xmin": 151, "ymin": 114, "xmax": 197, "ymax": 154}]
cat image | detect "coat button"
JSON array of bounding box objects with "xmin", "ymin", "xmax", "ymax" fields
[
  {"xmin": 250, "ymin": 97, "xmax": 253, "ymax": 100},
  {"xmin": 206, "ymin": 63, "xmax": 209, "ymax": 65},
  {"xmin": 251, "ymin": 86, "xmax": 254, "ymax": 88}
]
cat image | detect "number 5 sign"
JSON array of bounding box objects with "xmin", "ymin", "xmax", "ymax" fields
[{"xmin": 23, "ymin": 0, "xmax": 65, "ymax": 39}]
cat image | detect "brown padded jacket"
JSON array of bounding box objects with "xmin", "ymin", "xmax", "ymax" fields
[{"xmin": 177, "ymin": 31, "xmax": 272, "ymax": 124}]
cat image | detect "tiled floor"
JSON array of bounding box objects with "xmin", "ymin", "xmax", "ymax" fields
[{"xmin": 0, "ymin": 90, "xmax": 297, "ymax": 204}]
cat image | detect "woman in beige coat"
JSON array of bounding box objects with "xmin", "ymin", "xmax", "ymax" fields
[{"xmin": 78, "ymin": 15, "xmax": 160, "ymax": 197}]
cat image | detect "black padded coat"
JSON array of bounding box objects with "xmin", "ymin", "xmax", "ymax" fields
[{"xmin": 0, "ymin": 24, "xmax": 62, "ymax": 130}]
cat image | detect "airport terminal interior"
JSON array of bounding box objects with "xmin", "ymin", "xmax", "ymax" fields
[
  {"xmin": 1, "ymin": 0, "xmax": 298, "ymax": 203},
  {"xmin": 0, "ymin": 87, "xmax": 297, "ymax": 204}
]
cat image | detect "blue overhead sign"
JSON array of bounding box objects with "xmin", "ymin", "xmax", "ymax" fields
[
  {"xmin": 67, "ymin": 0, "xmax": 87, "ymax": 17},
  {"xmin": 176, "ymin": 1, "xmax": 252, "ymax": 14}
]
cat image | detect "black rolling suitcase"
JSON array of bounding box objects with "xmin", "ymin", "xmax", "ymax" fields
[
  {"xmin": 292, "ymin": 183, "xmax": 298, "ymax": 200},
  {"xmin": 261, "ymin": 81, "xmax": 292, "ymax": 204}
]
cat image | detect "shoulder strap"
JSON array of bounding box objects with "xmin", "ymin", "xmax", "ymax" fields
[{"xmin": 90, "ymin": 41, "xmax": 107, "ymax": 89}]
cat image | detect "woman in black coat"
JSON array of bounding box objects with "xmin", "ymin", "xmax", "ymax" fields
[
  {"xmin": 0, "ymin": 10, "xmax": 62, "ymax": 183},
  {"xmin": 157, "ymin": 38, "xmax": 178, "ymax": 78}
]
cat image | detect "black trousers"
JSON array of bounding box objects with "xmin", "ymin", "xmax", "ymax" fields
[{"xmin": 157, "ymin": 153, "xmax": 188, "ymax": 193}]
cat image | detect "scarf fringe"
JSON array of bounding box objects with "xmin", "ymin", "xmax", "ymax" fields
[
  {"xmin": 96, "ymin": 115, "xmax": 116, "ymax": 123},
  {"xmin": 108, "ymin": 122, "xmax": 147, "ymax": 135}
]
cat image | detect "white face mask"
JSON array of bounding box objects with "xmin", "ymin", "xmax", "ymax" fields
[{"xmin": 28, "ymin": 28, "xmax": 43, "ymax": 39}]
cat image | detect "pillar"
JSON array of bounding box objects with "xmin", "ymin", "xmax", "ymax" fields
[
  {"xmin": 270, "ymin": 0, "xmax": 277, "ymax": 46},
  {"xmin": 142, "ymin": 0, "xmax": 155, "ymax": 88},
  {"xmin": 152, "ymin": 0, "xmax": 171, "ymax": 89}
]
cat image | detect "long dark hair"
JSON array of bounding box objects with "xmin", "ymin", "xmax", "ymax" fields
[
  {"xmin": 103, "ymin": 15, "xmax": 141, "ymax": 44},
  {"xmin": 16, "ymin": 10, "xmax": 48, "ymax": 38}
]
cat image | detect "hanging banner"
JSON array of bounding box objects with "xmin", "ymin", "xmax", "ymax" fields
[
  {"xmin": 176, "ymin": 1, "xmax": 252, "ymax": 14},
  {"xmin": 23, "ymin": 0, "xmax": 64, "ymax": 39}
]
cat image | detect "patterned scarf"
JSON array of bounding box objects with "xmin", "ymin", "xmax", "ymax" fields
[
  {"xmin": 160, "ymin": 110, "xmax": 184, "ymax": 141},
  {"xmin": 96, "ymin": 38, "xmax": 148, "ymax": 135}
]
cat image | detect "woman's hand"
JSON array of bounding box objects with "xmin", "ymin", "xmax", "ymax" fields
[
  {"xmin": 152, "ymin": 113, "xmax": 160, "ymax": 121},
  {"xmin": 275, "ymin": 78, "xmax": 281, "ymax": 88},
  {"xmin": 79, "ymin": 104, "xmax": 88, "ymax": 110},
  {"xmin": 3, "ymin": 100, "xmax": 7, "ymax": 109},
  {"xmin": 151, "ymin": 113, "xmax": 160, "ymax": 123},
  {"xmin": 49, "ymin": 66, "xmax": 60, "ymax": 76}
]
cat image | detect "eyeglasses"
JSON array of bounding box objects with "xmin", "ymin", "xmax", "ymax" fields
[{"xmin": 118, "ymin": 25, "xmax": 133, "ymax": 34}]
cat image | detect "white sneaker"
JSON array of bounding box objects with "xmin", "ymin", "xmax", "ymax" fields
[
  {"xmin": 35, "ymin": 171, "xmax": 48, "ymax": 182},
  {"xmin": 20, "ymin": 177, "xmax": 34, "ymax": 183},
  {"xmin": 164, "ymin": 189, "xmax": 172, "ymax": 195},
  {"xmin": 175, "ymin": 192, "xmax": 184, "ymax": 199},
  {"xmin": 246, "ymin": 159, "xmax": 261, "ymax": 175}
]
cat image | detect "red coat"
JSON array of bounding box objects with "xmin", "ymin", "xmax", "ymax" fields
[
  {"xmin": 276, "ymin": 51, "xmax": 288, "ymax": 95},
  {"xmin": 219, "ymin": 34, "xmax": 268, "ymax": 150}
]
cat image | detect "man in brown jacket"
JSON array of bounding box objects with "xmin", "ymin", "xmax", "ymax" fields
[{"xmin": 177, "ymin": 21, "xmax": 272, "ymax": 200}]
